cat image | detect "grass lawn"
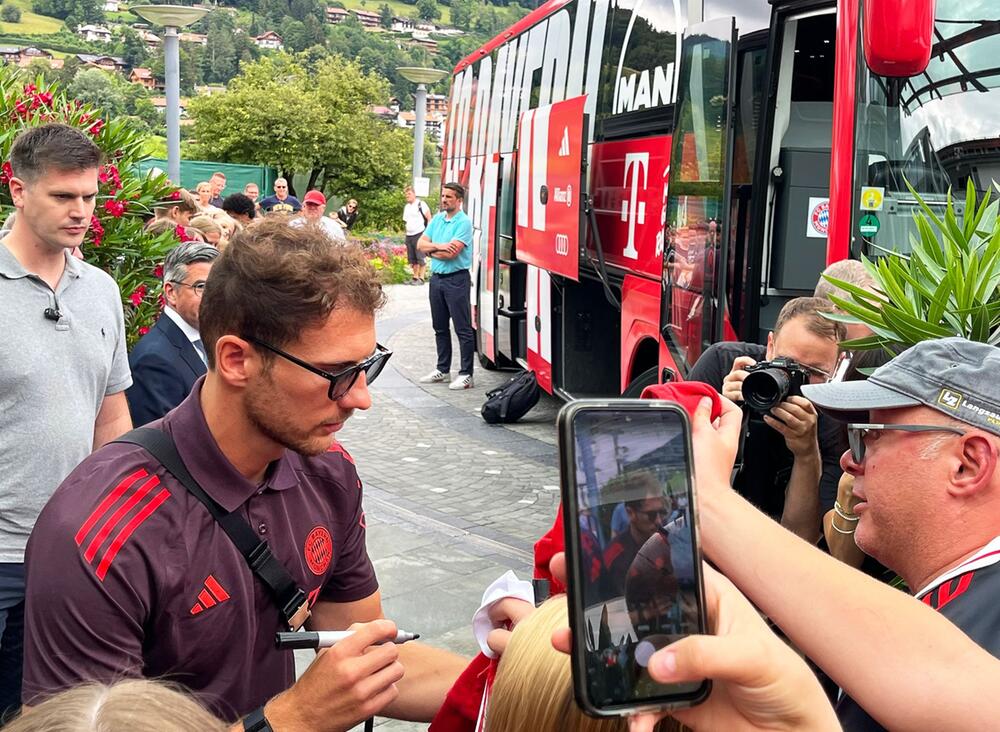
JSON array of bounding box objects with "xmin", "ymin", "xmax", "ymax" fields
[
  {"xmin": 337, "ymin": 0, "xmax": 452, "ymax": 28},
  {"xmin": 0, "ymin": 0, "xmax": 63, "ymax": 35}
]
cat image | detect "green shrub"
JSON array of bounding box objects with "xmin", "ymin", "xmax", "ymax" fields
[{"xmin": 1, "ymin": 4, "xmax": 23, "ymax": 22}]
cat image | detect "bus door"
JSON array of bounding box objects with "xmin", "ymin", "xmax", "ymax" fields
[
  {"xmin": 660, "ymin": 17, "xmax": 737, "ymax": 374},
  {"xmin": 515, "ymin": 95, "xmax": 587, "ymax": 393},
  {"xmin": 493, "ymin": 152, "xmax": 525, "ymax": 368}
]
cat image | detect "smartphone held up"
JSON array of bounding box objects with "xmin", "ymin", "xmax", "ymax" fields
[{"xmin": 558, "ymin": 399, "xmax": 710, "ymax": 717}]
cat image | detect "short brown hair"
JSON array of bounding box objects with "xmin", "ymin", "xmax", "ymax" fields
[
  {"xmin": 9, "ymin": 123, "xmax": 102, "ymax": 182},
  {"xmin": 153, "ymin": 188, "xmax": 198, "ymax": 219},
  {"xmin": 5, "ymin": 679, "xmax": 226, "ymax": 732},
  {"xmin": 774, "ymin": 296, "xmax": 846, "ymax": 342},
  {"xmin": 443, "ymin": 181, "xmax": 465, "ymax": 200},
  {"xmin": 199, "ymin": 218, "xmax": 386, "ymax": 368}
]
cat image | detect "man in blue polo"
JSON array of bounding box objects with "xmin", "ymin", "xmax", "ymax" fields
[{"xmin": 418, "ymin": 182, "xmax": 475, "ymax": 390}]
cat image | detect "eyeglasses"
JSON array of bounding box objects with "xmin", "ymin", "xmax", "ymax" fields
[
  {"xmin": 800, "ymin": 363, "xmax": 834, "ymax": 382},
  {"xmin": 245, "ymin": 336, "xmax": 392, "ymax": 401},
  {"xmin": 642, "ymin": 508, "xmax": 669, "ymax": 522},
  {"xmin": 847, "ymin": 423, "xmax": 966, "ymax": 464},
  {"xmin": 171, "ymin": 280, "xmax": 206, "ymax": 295}
]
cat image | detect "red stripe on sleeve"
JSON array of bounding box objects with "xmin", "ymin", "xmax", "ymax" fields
[
  {"xmin": 75, "ymin": 468, "xmax": 149, "ymax": 546},
  {"xmin": 95, "ymin": 488, "xmax": 171, "ymax": 581},
  {"xmin": 84, "ymin": 476, "xmax": 161, "ymax": 563},
  {"xmin": 205, "ymin": 575, "xmax": 229, "ymax": 602}
]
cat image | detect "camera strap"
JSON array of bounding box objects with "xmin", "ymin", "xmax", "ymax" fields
[
  {"xmin": 113, "ymin": 428, "xmax": 311, "ymax": 632},
  {"xmin": 732, "ymin": 409, "xmax": 749, "ymax": 484}
]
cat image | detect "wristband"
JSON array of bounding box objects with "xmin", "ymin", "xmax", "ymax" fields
[
  {"xmin": 834, "ymin": 501, "xmax": 859, "ymax": 522},
  {"xmin": 831, "ymin": 517, "xmax": 857, "ymax": 535},
  {"xmin": 244, "ymin": 707, "xmax": 273, "ymax": 732}
]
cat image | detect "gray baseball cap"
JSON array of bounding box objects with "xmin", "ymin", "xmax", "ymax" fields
[{"xmin": 801, "ymin": 337, "xmax": 1000, "ymax": 436}]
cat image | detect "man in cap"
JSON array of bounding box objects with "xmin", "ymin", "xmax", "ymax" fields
[
  {"xmin": 291, "ymin": 190, "xmax": 345, "ymax": 243},
  {"xmin": 802, "ymin": 337, "xmax": 1000, "ymax": 729}
]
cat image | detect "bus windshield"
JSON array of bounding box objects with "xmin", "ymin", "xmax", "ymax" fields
[{"xmin": 852, "ymin": 1, "xmax": 1000, "ymax": 256}]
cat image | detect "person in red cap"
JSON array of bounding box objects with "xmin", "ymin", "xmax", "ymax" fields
[{"xmin": 292, "ymin": 190, "xmax": 346, "ymax": 243}]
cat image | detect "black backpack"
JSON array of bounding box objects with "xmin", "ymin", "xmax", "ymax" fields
[{"xmin": 481, "ymin": 370, "xmax": 540, "ymax": 424}]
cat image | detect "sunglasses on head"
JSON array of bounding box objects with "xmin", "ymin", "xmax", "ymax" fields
[{"xmin": 245, "ymin": 336, "xmax": 392, "ymax": 401}]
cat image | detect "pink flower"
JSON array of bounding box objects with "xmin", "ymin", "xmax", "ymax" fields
[
  {"xmin": 37, "ymin": 92, "xmax": 52, "ymax": 108},
  {"xmin": 153, "ymin": 264, "xmax": 164, "ymax": 279},
  {"xmin": 88, "ymin": 119, "xmax": 104, "ymax": 136},
  {"xmin": 138, "ymin": 326, "xmax": 150, "ymax": 336},
  {"xmin": 129, "ymin": 284, "xmax": 148, "ymax": 307},
  {"xmin": 13, "ymin": 100, "xmax": 29, "ymax": 118},
  {"xmin": 22, "ymin": 83, "xmax": 36, "ymax": 95},
  {"xmin": 175, "ymin": 225, "xmax": 193, "ymax": 242},
  {"xmin": 0, "ymin": 161, "xmax": 12, "ymax": 185},
  {"xmin": 169, "ymin": 190, "xmax": 181, "ymax": 201},
  {"xmin": 89, "ymin": 215, "xmax": 104, "ymax": 246},
  {"xmin": 103, "ymin": 199, "xmax": 126, "ymax": 218}
]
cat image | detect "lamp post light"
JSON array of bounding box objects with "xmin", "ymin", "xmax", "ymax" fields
[
  {"xmin": 397, "ymin": 66, "xmax": 449, "ymax": 192},
  {"xmin": 132, "ymin": 4, "xmax": 209, "ymax": 184}
]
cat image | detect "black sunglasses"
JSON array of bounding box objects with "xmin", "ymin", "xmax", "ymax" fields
[
  {"xmin": 245, "ymin": 336, "xmax": 391, "ymax": 401},
  {"xmin": 847, "ymin": 423, "xmax": 966, "ymax": 464}
]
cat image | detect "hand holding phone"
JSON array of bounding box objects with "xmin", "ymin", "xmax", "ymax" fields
[{"xmin": 558, "ymin": 400, "xmax": 711, "ymax": 717}]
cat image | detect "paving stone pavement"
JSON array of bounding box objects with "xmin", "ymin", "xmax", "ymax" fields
[{"xmin": 292, "ymin": 284, "xmax": 565, "ymax": 731}]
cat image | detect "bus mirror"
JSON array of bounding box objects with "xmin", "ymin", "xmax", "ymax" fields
[{"xmin": 863, "ymin": 0, "xmax": 935, "ymax": 77}]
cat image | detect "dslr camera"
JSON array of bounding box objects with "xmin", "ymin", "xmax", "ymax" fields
[{"xmin": 741, "ymin": 357, "xmax": 809, "ymax": 413}]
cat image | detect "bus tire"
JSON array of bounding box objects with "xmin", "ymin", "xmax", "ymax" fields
[{"xmin": 621, "ymin": 366, "xmax": 659, "ymax": 398}]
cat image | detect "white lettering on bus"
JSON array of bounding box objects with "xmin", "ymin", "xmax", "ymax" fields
[
  {"xmin": 614, "ymin": 63, "xmax": 675, "ymax": 114},
  {"xmin": 621, "ymin": 152, "xmax": 649, "ymax": 260}
]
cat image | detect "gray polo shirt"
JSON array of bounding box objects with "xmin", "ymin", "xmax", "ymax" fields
[{"xmin": 0, "ymin": 241, "xmax": 131, "ymax": 562}]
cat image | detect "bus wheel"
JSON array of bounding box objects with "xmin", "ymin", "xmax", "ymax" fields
[{"xmin": 621, "ymin": 366, "xmax": 659, "ymax": 398}]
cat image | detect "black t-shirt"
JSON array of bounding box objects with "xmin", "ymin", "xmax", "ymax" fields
[
  {"xmin": 687, "ymin": 342, "xmax": 846, "ymax": 520},
  {"xmin": 337, "ymin": 206, "xmax": 358, "ymax": 230},
  {"xmin": 836, "ymin": 556, "xmax": 1000, "ymax": 730}
]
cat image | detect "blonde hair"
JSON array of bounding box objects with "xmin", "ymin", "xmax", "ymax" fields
[
  {"xmin": 6, "ymin": 680, "xmax": 226, "ymax": 732},
  {"xmin": 486, "ymin": 598, "xmax": 678, "ymax": 732},
  {"xmin": 188, "ymin": 215, "xmax": 223, "ymax": 239}
]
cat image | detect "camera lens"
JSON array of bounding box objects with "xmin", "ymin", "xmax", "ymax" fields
[{"xmin": 742, "ymin": 368, "xmax": 791, "ymax": 412}]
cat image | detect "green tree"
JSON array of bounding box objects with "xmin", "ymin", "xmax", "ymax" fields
[
  {"xmin": 1, "ymin": 4, "xmax": 22, "ymax": 22},
  {"xmin": 67, "ymin": 68, "xmax": 129, "ymax": 119},
  {"xmin": 189, "ymin": 53, "xmax": 413, "ymax": 226},
  {"xmin": 378, "ymin": 3, "xmax": 392, "ymax": 28},
  {"xmin": 449, "ymin": 0, "xmax": 473, "ymax": 30},
  {"xmin": 415, "ymin": 0, "xmax": 440, "ymax": 21},
  {"xmin": 203, "ymin": 21, "xmax": 238, "ymax": 83},
  {"xmin": 116, "ymin": 25, "xmax": 148, "ymax": 68}
]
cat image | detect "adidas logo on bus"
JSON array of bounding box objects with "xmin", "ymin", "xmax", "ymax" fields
[{"xmin": 558, "ymin": 127, "xmax": 570, "ymax": 157}]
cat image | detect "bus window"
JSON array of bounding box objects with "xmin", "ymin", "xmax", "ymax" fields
[
  {"xmin": 853, "ymin": 2, "xmax": 1000, "ymax": 259},
  {"xmin": 704, "ymin": 0, "xmax": 771, "ymax": 33}
]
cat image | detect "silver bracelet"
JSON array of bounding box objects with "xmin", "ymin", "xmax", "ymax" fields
[{"xmin": 831, "ymin": 519, "xmax": 857, "ymax": 535}]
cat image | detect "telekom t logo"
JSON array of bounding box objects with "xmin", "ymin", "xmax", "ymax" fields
[{"xmin": 620, "ymin": 152, "xmax": 649, "ymax": 260}]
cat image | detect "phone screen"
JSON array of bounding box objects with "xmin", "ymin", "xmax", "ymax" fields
[{"xmin": 565, "ymin": 405, "xmax": 707, "ymax": 711}]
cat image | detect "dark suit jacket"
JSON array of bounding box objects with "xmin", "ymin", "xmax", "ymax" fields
[{"xmin": 126, "ymin": 314, "xmax": 206, "ymax": 426}]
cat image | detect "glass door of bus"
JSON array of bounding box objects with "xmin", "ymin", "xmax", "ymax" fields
[{"xmin": 660, "ymin": 17, "xmax": 737, "ymax": 373}]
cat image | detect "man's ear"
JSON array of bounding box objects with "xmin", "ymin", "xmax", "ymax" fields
[
  {"xmin": 949, "ymin": 433, "xmax": 999, "ymax": 499},
  {"xmin": 9, "ymin": 176, "xmax": 27, "ymax": 209},
  {"xmin": 214, "ymin": 335, "xmax": 254, "ymax": 387},
  {"xmin": 765, "ymin": 332, "xmax": 775, "ymax": 361}
]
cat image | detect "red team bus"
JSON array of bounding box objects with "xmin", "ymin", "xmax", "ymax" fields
[{"xmin": 441, "ymin": 0, "xmax": 1000, "ymax": 398}]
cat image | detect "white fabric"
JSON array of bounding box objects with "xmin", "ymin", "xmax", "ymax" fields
[
  {"xmin": 403, "ymin": 199, "xmax": 431, "ymax": 236},
  {"xmin": 472, "ymin": 570, "xmax": 535, "ymax": 658},
  {"xmin": 290, "ymin": 216, "xmax": 346, "ymax": 242},
  {"xmin": 915, "ymin": 534, "xmax": 1000, "ymax": 598},
  {"xmin": 162, "ymin": 305, "xmax": 201, "ymax": 343}
]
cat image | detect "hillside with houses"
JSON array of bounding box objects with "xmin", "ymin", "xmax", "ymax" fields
[{"xmin": 0, "ymin": 0, "xmax": 529, "ymax": 147}]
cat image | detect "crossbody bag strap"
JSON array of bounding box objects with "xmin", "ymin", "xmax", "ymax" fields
[{"xmin": 113, "ymin": 428, "xmax": 310, "ymax": 631}]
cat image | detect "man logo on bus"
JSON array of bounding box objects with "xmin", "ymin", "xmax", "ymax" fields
[{"xmin": 621, "ymin": 152, "xmax": 649, "ymax": 260}]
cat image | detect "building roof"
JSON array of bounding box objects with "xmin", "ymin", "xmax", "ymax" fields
[
  {"xmin": 77, "ymin": 24, "xmax": 112, "ymax": 34},
  {"xmin": 255, "ymin": 31, "xmax": 283, "ymax": 41},
  {"xmin": 131, "ymin": 67, "xmax": 153, "ymax": 79},
  {"xmin": 76, "ymin": 53, "xmax": 127, "ymax": 65},
  {"xmin": 326, "ymin": 6, "xmax": 349, "ymax": 14},
  {"xmin": 352, "ymin": 8, "xmax": 380, "ymax": 18},
  {"xmin": 0, "ymin": 46, "xmax": 21, "ymax": 54}
]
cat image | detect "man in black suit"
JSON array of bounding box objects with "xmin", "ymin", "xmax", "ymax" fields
[{"xmin": 126, "ymin": 242, "xmax": 219, "ymax": 425}]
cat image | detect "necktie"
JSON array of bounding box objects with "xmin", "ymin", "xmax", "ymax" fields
[{"xmin": 193, "ymin": 338, "xmax": 208, "ymax": 364}]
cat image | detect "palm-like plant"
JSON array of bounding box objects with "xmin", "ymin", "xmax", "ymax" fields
[{"xmin": 823, "ymin": 179, "xmax": 1000, "ymax": 352}]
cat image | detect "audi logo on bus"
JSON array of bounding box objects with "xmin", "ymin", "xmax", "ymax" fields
[{"xmin": 555, "ymin": 233, "xmax": 570, "ymax": 256}]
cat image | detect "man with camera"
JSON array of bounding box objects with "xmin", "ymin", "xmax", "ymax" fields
[{"xmin": 687, "ymin": 297, "xmax": 845, "ymax": 540}]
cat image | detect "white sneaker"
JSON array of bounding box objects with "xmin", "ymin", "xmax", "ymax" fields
[
  {"xmin": 420, "ymin": 369, "xmax": 448, "ymax": 384},
  {"xmin": 448, "ymin": 374, "xmax": 474, "ymax": 390}
]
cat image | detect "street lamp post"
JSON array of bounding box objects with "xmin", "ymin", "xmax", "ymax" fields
[
  {"xmin": 397, "ymin": 66, "xmax": 448, "ymax": 191},
  {"xmin": 132, "ymin": 5, "xmax": 209, "ymax": 184}
]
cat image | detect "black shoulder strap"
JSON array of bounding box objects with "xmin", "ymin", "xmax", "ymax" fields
[{"xmin": 114, "ymin": 428, "xmax": 310, "ymax": 631}]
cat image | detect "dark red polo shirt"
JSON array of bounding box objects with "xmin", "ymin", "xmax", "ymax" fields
[{"xmin": 22, "ymin": 380, "xmax": 378, "ymax": 722}]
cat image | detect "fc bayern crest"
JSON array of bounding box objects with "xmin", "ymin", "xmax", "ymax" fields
[
  {"xmin": 806, "ymin": 197, "xmax": 830, "ymax": 238},
  {"xmin": 304, "ymin": 526, "xmax": 333, "ymax": 575}
]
